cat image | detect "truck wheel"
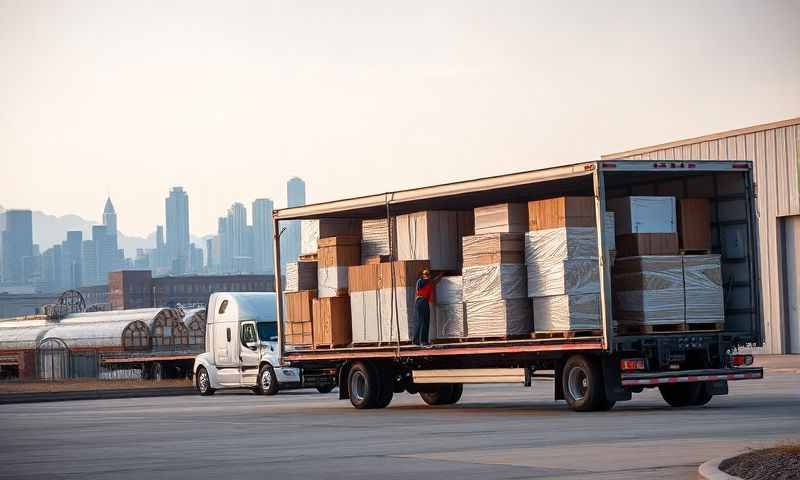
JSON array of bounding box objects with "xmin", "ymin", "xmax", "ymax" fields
[
  {"xmin": 348, "ymin": 362, "xmax": 379, "ymax": 409},
  {"xmin": 257, "ymin": 364, "xmax": 279, "ymax": 396},
  {"xmin": 420, "ymin": 384, "xmax": 460, "ymax": 406},
  {"xmin": 562, "ymin": 355, "xmax": 609, "ymax": 412},
  {"xmin": 196, "ymin": 367, "xmax": 215, "ymax": 396},
  {"xmin": 691, "ymin": 383, "xmax": 714, "ymax": 406},
  {"xmin": 373, "ymin": 364, "xmax": 394, "ymax": 409},
  {"xmin": 659, "ymin": 382, "xmax": 703, "ymax": 407},
  {"xmin": 316, "ymin": 384, "xmax": 335, "ymax": 394},
  {"xmin": 448, "ymin": 384, "xmax": 464, "ymax": 404}
]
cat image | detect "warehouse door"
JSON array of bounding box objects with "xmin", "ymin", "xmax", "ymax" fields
[{"xmin": 784, "ymin": 216, "xmax": 800, "ymax": 353}]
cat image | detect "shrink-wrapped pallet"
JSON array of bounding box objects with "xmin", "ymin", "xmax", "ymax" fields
[
  {"xmin": 301, "ymin": 219, "xmax": 361, "ymax": 256},
  {"xmin": 606, "ymin": 196, "xmax": 676, "ymax": 234},
  {"xmin": 433, "ymin": 303, "xmax": 467, "ymax": 338},
  {"xmin": 465, "ymin": 299, "xmax": 532, "ymax": 337},
  {"xmin": 463, "ymin": 264, "xmax": 527, "ymax": 302},
  {"xmin": 285, "ymin": 261, "xmax": 318, "ymax": 292},
  {"xmin": 526, "ymin": 259, "xmax": 600, "ymax": 297},
  {"xmin": 396, "ymin": 211, "xmax": 472, "ymax": 270},
  {"xmin": 474, "ymin": 203, "xmax": 528, "ymax": 234},
  {"xmin": 614, "ymin": 256, "xmax": 684, "ymax": 325},
  {"xmin": 462, "ymin": 233, "xmax": 524, "ymax": 267},
  {"xmin": 683, "ymin": 255, "xmax": 724, "ymax": 324},
  {"xmin": 435, "ymin": 276, "xmax": 463, "ymax": 305},
  {"xmin": 533, "ymin": 294, "xmax": 601, "ymax": 331},
  {"xmin": 378, "ymin": 287, "xmax": 419, "ymax": 342},
  {"xmin": 361, "ymin": 218, "xmax": 397, "ymax": 263},
  {"xmin": 524, "ymin": 227, "xmax": 597, "ymax": 263}
]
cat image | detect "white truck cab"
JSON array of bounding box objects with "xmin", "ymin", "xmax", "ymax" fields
[{"xmin": 194, "ymin": 292, "xmax": 308, "ymax": 395}]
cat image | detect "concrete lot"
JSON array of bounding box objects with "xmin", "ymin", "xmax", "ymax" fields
[{"xmin": 0, "ymin": 368, "xmax": 797, "ymax": 480}]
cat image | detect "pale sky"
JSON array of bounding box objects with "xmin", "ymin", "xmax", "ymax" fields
[{"xmin": 1, "ymin": 0, "xmax": 798, "ymax": 237}]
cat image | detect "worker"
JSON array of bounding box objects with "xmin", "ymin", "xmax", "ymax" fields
[{"xmin": 415, "ymin": 269, "xmax": 444, "ymax": 347}]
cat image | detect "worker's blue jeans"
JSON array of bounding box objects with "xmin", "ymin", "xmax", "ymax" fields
[{"xmin": 414, "ymin": 297, "xmax": 430, "ymax": 345}]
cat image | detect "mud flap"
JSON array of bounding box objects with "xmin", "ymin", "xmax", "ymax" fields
[{"xmin": 602, "ymin": 354, "xmax": 632, "ymax": 402}]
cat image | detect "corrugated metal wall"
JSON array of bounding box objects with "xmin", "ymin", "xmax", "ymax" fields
[{"xmin": 603, "ymin": 117, "xmax": 800, "ymax": 353}]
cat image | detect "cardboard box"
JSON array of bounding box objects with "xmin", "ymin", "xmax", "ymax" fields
[
  {"xmin": 285, "ymin": 260, "xmax": 318, "ymax": 292},
  {"xmin": 683, "ymin": 254, "xmax": 724, "ymax": 324},
  {"xmin": 463, "ymin": 264, "xmax": 527, "ymax": 302},
  {"xmin": 465, "ymin": 299, "xmax": 532, "ymax": 337},
  {"xmin": 533, "ymin": 294, "xmax": 601, "ymax": 331},
  {"xmin": 284, "ymin": 290, "xmax": 315, "ymax": 323},
  {"xmin": 616, "ymin": 233, "xmax": 679, "ymax": 257},
  {"xmin": 301, "ymin": 219, "xmax": 361, "ymax": 256},
  {"xmin": 462, "ymin": 233, "xmax": 524, "ymax": 268},
  {"xmin": 474, "ymin": 203, "xmax": 529, "ymax": 234},
  {"xmin": 361, "ymin": 218, "xmax": 397, "ymax": 263},
  {"xmin": 396, "ymin": 211, "xmax": 472, "ymax": 271},
  {"xmin": 317, "ymin": 235, "xmax": 361, "ymax": 268},
  {"xmin": 606, "ymin": 196, "xmax": 676, "ymax": 234},
  {"xmin": 614, "ymin": 256, "xmax": 684, "ymax": 325},
  {"xmin": 678, "ymin": 198, "xmax": 712, "ymax": 251},
  {"xmin": 526, "ymin": 259, "xmax": 600, "ymax": 297},
  {"xmin": 528, "ymin": 197, "xmax": 595, "ymax": 231},
  {"xmin": 312, "ymin": 296, "xmax": 352, "ymax": 346}
]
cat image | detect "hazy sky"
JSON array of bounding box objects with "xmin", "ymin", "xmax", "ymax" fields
[{"xmin": 1, "ymin": 1, "xmax": 798, "ymax": 237}]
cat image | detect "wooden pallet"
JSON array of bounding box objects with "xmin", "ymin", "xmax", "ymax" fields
[
  {"xmin": 312, "ymin": 343, "xmax": 350, "ymax": 350},
  {"xmin": 299, "ymin": 254, "xmax": 318, "ymax": 261},
  {"xmin": 618, "ymin": 321, "xmax": 723, "ymax": 335},
  {"xmin": 532, "ymin": 329, "xmax": 602, "ymax": 340}
]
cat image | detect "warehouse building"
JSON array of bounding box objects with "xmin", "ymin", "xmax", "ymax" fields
[{"xmin": 603, "ymin": 117, "xmax": 800, "ymax": 354}]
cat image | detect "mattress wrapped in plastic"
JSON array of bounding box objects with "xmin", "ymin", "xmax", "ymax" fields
[
  {"xmin": 285, "ymin": 261, "xmax": 318, "ymax": 292},
  {"xmin": 683, "ymin": 255, "xmax": 724, "ymax": 324},
  {"xmin": 465, "ymin": 299, "xmax": 532, "ymax": 337},
  {"xmin": 614, "ymin": 256, "xmax": 684, "ymax": 325},
  {"xmin": 432, "ymin": 303, "xmax": 467, "ymax": 339},
  {"xmin": 435, "ymin": 276, "xmax": 463, "ymax": 305},
  {"xmin": 526, "ymin": 259, "xmax": 600, "ymax": 297},
  {"xmin": 462, "ymin": 264, "xmax": 527, "ymax": 302},
  {"xmin": 361, "ymin": 218, "xmax": 397, "ymax": 263},
  {"xmin": 533, "ymin": 294, "xmax": 601, "ymax": 331},
  {"xmin": 318, "ymin": 266, "xmax": 348, "ymax": 298},
  {"xmin": 524, "ymin": 227, "xmax": 597, "ymax": 263}
]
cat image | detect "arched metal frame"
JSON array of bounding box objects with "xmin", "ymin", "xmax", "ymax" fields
[
  {"xmin": 36, "ymin": 337, "xmax": 69, "ymax": 380},
  {"xmin": 57, "ymin": 290, "xmax": 86, "ymax": 314},
  {"xmin": 121, "ymin": 321, "xmax": 151, "ymax": 350},
  {"xmin": 151, "ymin": 309, "xmax": 190, "ymax": 349}
]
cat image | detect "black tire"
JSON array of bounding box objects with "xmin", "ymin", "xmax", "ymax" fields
[
  {"xmin": 691, "ymin": 383, "xmax": 714, "ymax": 406},
  {"xmin": 373, "ymin": 364, "xmax": 394, "ymax": 409},
  {"xmin": 316, "ymin": 384, "xmax": 335, "ymax": 394},
  {"xmin": 562, "ymin": 355, "xmax": 611, "ymax": 412},
  {"xmin": 257, "ymin": 364, "xmax": 279, "ymax": 396},
  {"xmin": 348, "ymin": 362, "xmax": 379, "ymax": 409},
  {"xmin": 196, "ymin": 367, "xmax": 215, "ymax": 396},
  {"xmin": 659, "ymin": 382, "xmax": 703, "ymax": 407},
  {"xmin": 447, "ymin": 383, "xmax": 463, "ymax": 404},
  {"xmin": 420, "ymin": 384, "xmax": 461, "ymax": 406}
]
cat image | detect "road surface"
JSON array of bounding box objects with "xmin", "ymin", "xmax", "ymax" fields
[{"xmin": 0, "ymin": 368, "xmax": 797, "ymax": 479}]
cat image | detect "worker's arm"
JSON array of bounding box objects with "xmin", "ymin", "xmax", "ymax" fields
[{"xmin": 433, "ymin": 272, "xmax": 445, "ymax": 283}]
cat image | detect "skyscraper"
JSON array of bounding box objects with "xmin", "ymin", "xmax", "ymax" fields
[
  {"xmin": 1, "ymin": 209, "xmax": 33, "ymax": 284},
  {"xmin": 281, "ymin": 177, "xmax": 306, "ymax": 269},
  {"xmin": 81, "ymin": 239, "xmax": 96, "ymax": 286},
  {"xmin": 103, "ymin": 197, "xmax": 118, "ymax": 252},
  {"xmin": 92, "ymin": 224, "xmax": 115, "ymax": 284},
  {"xmin": 226, "ymin": 203, "xmax": 248, "ymax": 259},
  {"xmin": 63, "ymin": 230, "xmax": 83, "ymax": 288},
  {"xmin": 165, "ymin": 187, "xmax": 190, "ymax": 274},
  {"xmin": 252, "ymin": 198, "xmax": 274, "ymax": 274}
]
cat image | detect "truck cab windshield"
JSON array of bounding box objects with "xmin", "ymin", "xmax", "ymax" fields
[{"xmin": 256, "ymin": 321, "xmax": 278, "ymax": 341}]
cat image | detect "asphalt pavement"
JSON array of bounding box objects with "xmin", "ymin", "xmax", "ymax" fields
[{"xmin": 0, "ymin": 367, "xmax": 797, "ymax": 480}]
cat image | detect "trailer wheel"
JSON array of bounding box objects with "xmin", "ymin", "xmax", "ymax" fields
[
  {"xmin": 562, "ymin": 355, "xmax": 610, "ymax": 412},
  {"xmin": 257, "ymin": 364, "xmax": 279, "ymax": 396},
  {"xmin": 691, "ymin": 383, "xmax": 714, "ymax": 406},
  {"xmin": 316, "ymin": 384, "xmax": 335, "ymax": 394},
  {"xmin": 196, "ymin": 367, "xmax": 215, "ymax": 396},
  {"xmin": 373, "ymin": 364, "xmax": 394, "ymax": 409},
  {"xmin": 348, "ymin": 362, "xmax": 379, "ymax": 409},
  {"xmin": 420, "ymin": 384, "xmax": 461, "ymax": 406},
  {"xmin": 658, "ymin": 382, "xmax": 703, "ymax": 407}
]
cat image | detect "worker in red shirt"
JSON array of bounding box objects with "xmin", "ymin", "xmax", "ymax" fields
[{"xmin": 415, "ymin": 269, "xmax": 444, "ymax": 347}]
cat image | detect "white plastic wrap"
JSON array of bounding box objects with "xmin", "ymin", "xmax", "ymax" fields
[
  {"xmin": 524, "ymin": 227, "xmax": 597, "ymax": 263},
  {"xmin": 361, "ymin": 218, "xmax": 397, "ymax": 262},
  {"xmin": 317, "ymin": 266, "xmax": 348, "ymax": 298},
  {"xmin": 615, "ymin": 288, "xmax": 685, "ymax": 325},
  {"xmin": 435, "ymin": 276, "xmax": 463, "ymax": 305},
  {"xmin": 604, "ymin": 211, "xmax": 616, "ymax": 252},
  {"xmin": 533, "ymin": 294, "xmax": 601, "ymax": 331},
  {"xmin": 350, "ymin": 290, "xmax": 382, "ymax": 343},
  {"xmin": 285, "ymin": 261, "xmax": 318, "ymax": 292},
  {"xmin": 379, "ymin": 287, "xmax": 418, "ymax": 342},
  {"xmin": 606, "ymin": 196, "xmax": 676, "ymax": 234},
  {"xmin": 300, "ymin": 220, "xmax": 320, "ymax": 256},
  {"xmin": 462, "ymin": 264, "xmax": 527, "ymax": 302},
  {"xmin": 683, "ymin": 255, "xmax": 724, "ymax": 323},
  {"xmin": 465, "ymin": 299, "xmax": 532, "ymax": 337},
  {"xmin": 526, "ymin": 259, "xmax": 600, "ymax": 297},
  {"xmin": 432, "ymin": 303, "xmax": 466, "ymax": 338}
]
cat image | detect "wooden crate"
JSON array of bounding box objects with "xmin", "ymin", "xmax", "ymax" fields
[{"xmin": 313, "ymin": 296, "xmax": 352, "ymax": 347}]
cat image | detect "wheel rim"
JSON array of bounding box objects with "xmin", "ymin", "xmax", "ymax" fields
[
  {"xmin": 567, "ymin": 366, "xmax": 589, "ymax": 402},
  {"xmin": 198, "ymin": 371, "xmax": 209, "ymax": 393},
  {"xmin": 261, "ymin": 369, "xmax": 272, "ymax": 389},
  {"xmin": 351, "ymin": 370, "xmax": 367, "ymax": 403}
]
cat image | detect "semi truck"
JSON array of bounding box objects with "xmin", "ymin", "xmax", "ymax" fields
[{"xmin": 270, "ymin": 160, "xmax": 763, "ymax": 412}]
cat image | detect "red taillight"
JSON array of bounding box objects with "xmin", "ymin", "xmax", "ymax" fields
[
  {"xmin": 621, "ymin": 358, "xmax": 646, "ymax": 371},
  {"xmin": 730, "ymin": 354, "xmax": 754, "ymax": 366},
  {"xmin": 732, "ymin": 162, "xmax": 751, "ymax": 169}
]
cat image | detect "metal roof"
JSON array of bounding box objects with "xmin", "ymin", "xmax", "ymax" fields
[
  {"xmin": 0, "ymin": 324, "xmax": 54, "ymax": 350},
  {"xmin": 42, "ymin": 320, "xmax": 149, "ymax": 349}
]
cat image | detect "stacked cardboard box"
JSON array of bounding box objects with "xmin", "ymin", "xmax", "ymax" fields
[
  {"xmin": 317, "ymin": 235, "xmax": 360, "ymax": 298},
  {"xmin": 614, "ymin": 256, "xmax": 685, "ymax": 326},
  {"xmin": 462, "ymin": 233, "xmax": 531, "ymax": 337},
  {"xmin": 683, "ymin": 254, "xmax": 724, "ymax": 324},
  {"xmin": 312, "ymin": 296, "xmax": 352, "ymax": 347},
  {"xmin": 285, "ymin": 260, "xmax": 318, "ymax": 292},
  {"xmin": 527, "ymin": 197, "xmax": 601, "ymax": 332},
  {"xmin": 348, "ymin": 260, "xmax": 429, "ymax": 343},
  {"xmin": 474, "ymin": 203, "xmax": 528, "ymax": 234},
  {"xmin": 432, "ymin": 276, "xmax": 466, "ymax": 339},
  {"xmin": 607, "ymin": 196, "xmax": 678, "ymax": 257},
  {"xmin": 284, "ymin": 290, "xmax": 315, "ymax": 347},
  {"xmin": 301, "ymin": 219, "xmax": 361, "ymax": 256},
  {"xmin": 678, "ymin": 199, "xmax": 712, "ymax": 251},
  {"xmin": 396, "ymin": 210, "xmax": 473, "ymax": 271},
  {"xmin": 360, "ymin": 218, "xmax": 397, "ymax": 264}
]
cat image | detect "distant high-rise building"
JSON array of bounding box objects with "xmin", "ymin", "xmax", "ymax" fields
[
  {"xmin": 165, "ymin": 187, "xmax": 190, "ymax": 274},
  {"xmin": 189, "ymin": 243, "xmax": 204, "ymax": 274},
  {"xmin": 103, "ymin": 198, "xmax": 118, "ymax": 251},
  {"xmin": 217, "ymin": 216, "xmax": 230, "ymax": 273},
  {"xmin": 62, "ymin": 230, "xmax": 83, "ymax": 288},
  {"xmin": 227, "ymin": 203, "xmax": 249, "ymax": 259},
  {"xmin": 252, "ymin": 198, "xmax": 274, "ymax": 274},
  {"xmin": 81, "ymin": 239, "xmax": 97, "ymax": 286},
  {"xmin": 1, "ymin": 209, "xmax": 33, "ymax": 284},
  {"xmin": 92, "ymin": 224, "xmax": 115, "ymax": 284},
  {"xmin": 281, "ymin": 177, "xmax": 306, "ymax": 269}
]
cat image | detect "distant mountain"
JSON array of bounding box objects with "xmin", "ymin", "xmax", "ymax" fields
[{"xmin": 0, "ymin": 205, "xmax": 208, "ymax": 258}]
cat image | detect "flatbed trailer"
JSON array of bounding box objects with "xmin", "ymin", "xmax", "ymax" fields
[{"xmin": 272, "ymin": 160, "xmax": 764, "ymax": 411}]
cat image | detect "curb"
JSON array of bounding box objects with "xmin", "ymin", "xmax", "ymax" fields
[
  {"xmin": 0, "ymin": 387, "xmax": 195, "ymax": 404},
  {"xmin": 698, "ymin": 456, "xmax": 743, "ymax": 480}
]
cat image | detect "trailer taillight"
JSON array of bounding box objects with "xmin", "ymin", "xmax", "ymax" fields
[
  {"xmin": 621, "ymin": 358, "xmax": 646, "ymax": 371},
  {"xmin": 730, "ymin": 354, "xmax": 754, "ymax": 366}
]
